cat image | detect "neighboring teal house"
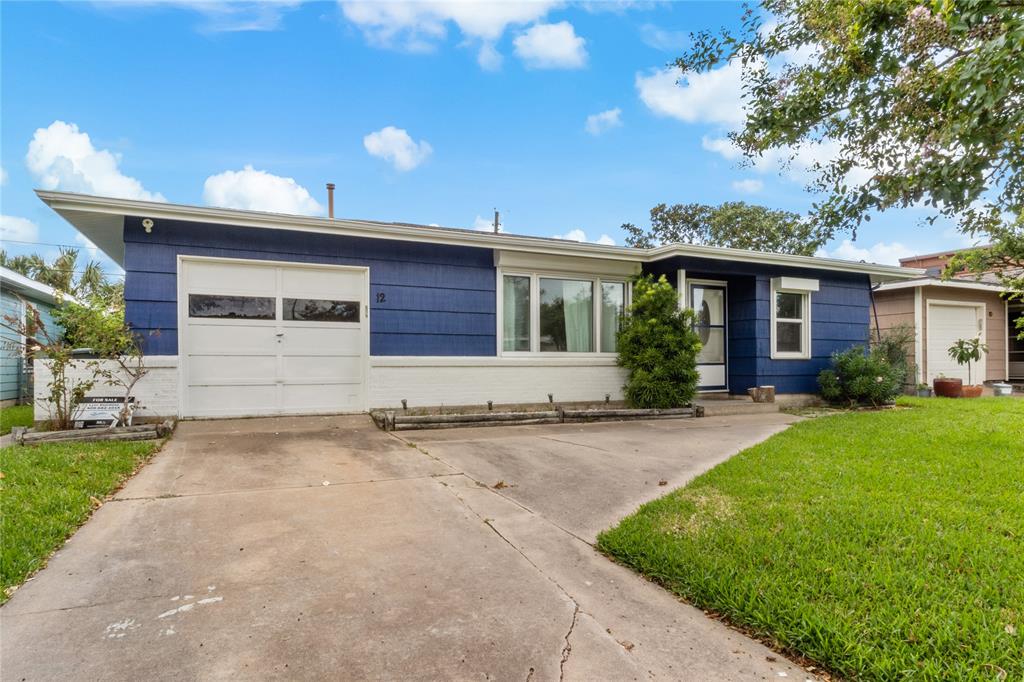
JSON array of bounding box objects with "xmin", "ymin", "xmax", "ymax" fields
[{"xmin": 1, "ymin": 266, "xmax": 65, "ymax": 406}]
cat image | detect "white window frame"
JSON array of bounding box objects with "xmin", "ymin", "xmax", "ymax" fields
[
  {"xmin": 496, "ymin": 268, "xmax": 628, "ymax": 356},
  {"xmin": 770, "ymin": 281, "xmax": 813, "ymax": 360}
]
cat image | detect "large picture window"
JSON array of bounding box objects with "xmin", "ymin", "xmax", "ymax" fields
[
  {"xmin": 601, "ymin": 282, "xmax": 625, "ymax": 353},
  {"xmin": 502, "ymin": 275, "xmax": 531, "ymax": 351},
  {"xmin": 500, "ymin": 272, "xmax": 626, "ymax": 354},
  {"xmin": 540, "ymin": 278, "xmax": 594, "ymax": 352}
]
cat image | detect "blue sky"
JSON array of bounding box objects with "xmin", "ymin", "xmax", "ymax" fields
[{"xmin": 1, "ymin": 1, "xmax": 978, "ymax": 277}]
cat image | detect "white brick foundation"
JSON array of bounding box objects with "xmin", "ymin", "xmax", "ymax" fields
[{"xmin": 34, "ymin": 356, "xmax": 179, "ymax": 423}]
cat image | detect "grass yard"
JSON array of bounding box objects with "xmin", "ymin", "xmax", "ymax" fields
[
  {"xmin": 1, "ymin": 404, "xmax": 34, "ymax": 436},
  {"xmin": 598, "ymin": 398, "xmax": 1024, "ymax": 680},
  {"xmin": 0, "ymin": 439, "xmax": 161, "ymax": 602}
]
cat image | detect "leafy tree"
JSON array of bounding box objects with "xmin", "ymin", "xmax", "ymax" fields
[
  {"xmin": 616, "ymin": 274, "xmax": 702, "ymax": 408},
  {"xmin": 0, "ymin": 294, "xmax": 148, "ymax": 429},
  {"xmin": 0, "ymin": 248, "xmax": 122, "ymax": 301},
  {"xmin": 675, "ymin": 0, "xmax": 1024, "ymax": 301},
  {"xmin": 622, "ymin": 201, "xmax": 826, "ymax": 255}
]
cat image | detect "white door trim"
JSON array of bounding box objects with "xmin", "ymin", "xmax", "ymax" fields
[
  {"xmin": 176, "ymin": 255, "xmax": 370, "ymax": 418},
  {"xmin": 925, "ymin": 299, "xmax": 987, "ymax": 384},
  {"xmin": 687, "ymin": 278, "xmax": 728, "ymax": 392}
]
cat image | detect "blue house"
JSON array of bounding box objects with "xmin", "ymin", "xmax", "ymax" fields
[
  {"xmin": 37, "ymin": 190, "xmax": 920, "ymax": 420},
  {"xmin": 1, "ymin": 266, "xmax": 64, "ymax": 407}
]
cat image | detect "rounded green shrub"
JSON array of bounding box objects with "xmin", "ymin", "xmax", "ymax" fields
[
  {"xmin": 818, "ymin": 345, "xmax": 904, "ymax": 407},
  {"xmin": 617, "ymin": 274, "xmax": 701, "ymax": 408}
]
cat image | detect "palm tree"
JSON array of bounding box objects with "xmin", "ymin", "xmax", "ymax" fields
[{"xmin": 0, "ymin": 248, "xmax": 122, "ymax": 301}]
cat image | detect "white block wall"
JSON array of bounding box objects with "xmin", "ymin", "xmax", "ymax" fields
[
  {"xmin": 368, "ymin": 356, "xmax": 628, "ymax": 409},
  {"xmin": 34, "ymin": 356, "xmax": 179, "ymax": 423},
  {"xmin": 34, "ymin": 355, "xmax": 628, "ymax": 419}
]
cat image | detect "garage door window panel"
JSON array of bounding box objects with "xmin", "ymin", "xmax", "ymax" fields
[
  {"xmin": 283, "ymin": 298, "xmax": 360, "ymax": 323},
  {"xmin": 188, "ymin": 294, "xmax": 275, "ymax": 320}
]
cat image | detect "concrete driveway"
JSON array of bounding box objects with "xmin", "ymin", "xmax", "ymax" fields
[{"xmin": 1, "ymin": 413, "xmax": 810, "ymax": 681}]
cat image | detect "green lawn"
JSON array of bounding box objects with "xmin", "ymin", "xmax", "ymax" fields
[
  {"xmin": 0, "ymin": 439, "xmax": 162, "ymax": 602},
  {"xmin": 1, "ymin": 405, "xmax": 34, "ymax": 436},
  {"xmin": 598, "ymin": 398, "xmax": 1024, "ymax": 680}
]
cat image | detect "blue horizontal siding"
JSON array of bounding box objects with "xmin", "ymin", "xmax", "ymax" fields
[
  {"xmin": 644, "ymin": 257, "xmax": 871, "ymax": 394},
  {"xmin": 123, "ymin": 217, "xmax": 497, "ymax": 356},
  {"xmin": 371, "ymin": 333, "xmax": 495, "ymax": 356}
]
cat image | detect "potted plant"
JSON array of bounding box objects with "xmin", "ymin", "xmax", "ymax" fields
[
  {"xmin": 932, "ymin": 372, "xmax": 962, "ymax": 398},
  {"xmin": 947, "ymin": 338, "xmax": 989, "ymax": 398},
  {"xmin": 915, "ymin": 382, "xmax": 932, "ymax": 398}
]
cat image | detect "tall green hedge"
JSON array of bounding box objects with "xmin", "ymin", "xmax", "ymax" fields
[{"xmin": 617, "ymin": 274, "xmax": 702, "ymax": 408}]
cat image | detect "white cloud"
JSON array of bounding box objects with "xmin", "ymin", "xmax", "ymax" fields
[
  {"xmin": 819, "ymin": 240, "xmax": 915, "ymax": 265},
  {"xmin": 93, "ymin": 1, "xmax": 303, "ymax": 32},
  {"xmin": 472, "ymin": 214, "xmax": 502, "ymax": 232},
  {"xmin": 477, "ymin": 42, "xmax": 503, "ymax": 71},
  {"xmin": 0, "ymin": 165, "xmax": 7, "ymax": 185},
  {"xmin": 75, "ymin": 233, "xmax": 100, "ymax": 260},
  {"xmin": 584, "ymin": 108, "xmax": 623, "ymax": 136},
  {"xmin": 639, "ymin": 23, "xmax": 688, "ymax": 51},
  {"xmin": 514, "ymin": 21, "xmax": 587, "ymax": 69},
  {"xmin": 340, "ymin": 1, "xmax": 557, "ymax": 67},
  {"xmin": 202, "ymin": 165, "xmax": 323, "ymax": 215},
  {"xmin": 26, "ymin": 121, "xmax": 165, "ymax": 201},
  {"xmin": 731, "ymin": 178, "xmax": 763, "ymax": 194},
  {"xmin": 636, "ymin": 63, "xmax": 746, "ymax": 127},
  {"xmin": 363, "ymin": 126, "xmax": 433, "ymax": 172},
  {"xmin": 553, "ymin": 228, "xmax": 615, "ymax": 245},
  {"xmin": 0, "ymin": 215, "xmax": 40, "ymax": 243}
]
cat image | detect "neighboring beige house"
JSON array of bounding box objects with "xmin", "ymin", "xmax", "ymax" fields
[{"xmin": 872, "ymin": 249, "xmax": 1023, "ymax": 385}]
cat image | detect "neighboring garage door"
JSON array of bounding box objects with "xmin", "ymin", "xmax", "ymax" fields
[
  {"xmin": 926, "ymin": 302, "xmax": 985, "ymax": 383},
  {"xmin": 180, "ymin": 258, "xmax": 367, "ymax": 418}
]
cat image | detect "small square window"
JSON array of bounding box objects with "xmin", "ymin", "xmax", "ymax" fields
[{"xmin": 772, "ymin": 288, "xmax": 810, "ymax": 358}]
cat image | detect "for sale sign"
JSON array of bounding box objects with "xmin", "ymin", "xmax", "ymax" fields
[{"xmin": 73, "ymin": 396, "xmax": 135, "ymax": 429}]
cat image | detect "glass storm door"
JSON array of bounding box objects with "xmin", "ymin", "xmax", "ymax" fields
[{"xmin": 689, "ymin": 283, "xmax": 727, "ymax": 390}]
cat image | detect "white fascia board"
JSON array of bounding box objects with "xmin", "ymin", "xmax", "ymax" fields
[
  {"xmin": 875, "ymin": 277, "xmax": 1006, "ymax": 293},
  {"xmin": 771, "ymin": 276, "xmax": 820, "ymax": 292},
  {"xmin": 35, "ymin": 190, "xmax": 925, "ymax": 281}
]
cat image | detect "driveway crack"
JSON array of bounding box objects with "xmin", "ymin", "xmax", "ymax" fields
[
  {"xmin": 438, "ymin": 477, "xmax": 589, "ymax": 675},
  {"xmin": 559, "ymin": 605, "xmax": 579, "ymax": 680}
]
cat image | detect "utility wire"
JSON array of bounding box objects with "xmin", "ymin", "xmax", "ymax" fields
[{"xmin": 1, "ymin": 239, "xmax": 97, "ymax": 250}]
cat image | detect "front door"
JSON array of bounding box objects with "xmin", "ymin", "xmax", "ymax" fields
[{"xmin": 689, "ymin": 283, "xmax": 727, "ymax": 390}]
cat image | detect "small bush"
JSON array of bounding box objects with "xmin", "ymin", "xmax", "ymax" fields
[
  {"xmin": 870, "ymin": 323, "xmax": 915, "ymax": 387},
  {"xmin": 818, "ymin": 346, "xmax": 904, "ymax": 407},
  {"xmin": 617, "ymin": 274, "xmax": 701, "ymax": 408}
]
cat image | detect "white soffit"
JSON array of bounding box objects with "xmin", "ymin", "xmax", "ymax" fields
[{"xmin": 495, "ymin": 250, "xmax": 640, "ymax": 277}]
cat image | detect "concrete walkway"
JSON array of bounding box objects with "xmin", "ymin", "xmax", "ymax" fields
[{"xmin": 1, "ymin": 413, "xmax": 812, "ymax": 681}]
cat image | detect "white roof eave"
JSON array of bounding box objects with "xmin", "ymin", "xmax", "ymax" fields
[{"xmin": 36, "ymin": 190, "xmax": 924, "ymax": 282}]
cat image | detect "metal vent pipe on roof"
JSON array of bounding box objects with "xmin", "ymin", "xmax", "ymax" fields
[{"xmin": 326, "ymin": 183, "xmax": 336, "ymax": 219}]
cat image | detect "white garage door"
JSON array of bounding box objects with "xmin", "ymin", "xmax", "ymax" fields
[
  {"xmin": 180, "ymin": 258, "xmax": 367, "ymax": 418},
  {"xmin": 926, "ymin": 302, "xmax": 985, "ymax": 383}
]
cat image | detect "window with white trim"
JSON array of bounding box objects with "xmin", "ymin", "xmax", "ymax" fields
[
  {"xmin": 500, "ymin": 272, "xmax": 627, "ymax": 354},
  {"xmin": 770, "ymin": 281, "xmax": 813, "ymax": 359}
]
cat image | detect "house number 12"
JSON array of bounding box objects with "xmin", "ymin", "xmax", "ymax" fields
[{"xmin": 376, "ymin": 292, "xmax": 387, "ymax": 303}]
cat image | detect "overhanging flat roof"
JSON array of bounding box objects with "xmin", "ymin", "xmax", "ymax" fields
[
  {"xmin": 0, "ymin": 266, "xmax": 68, "ymax": 306},
  {"xmin": 36, "ymin": 190, "xmax": 924, "ymax": 283},
  {"xmin": 875, "ymin": 277, "xmax": 1007, "ymax": 293}
]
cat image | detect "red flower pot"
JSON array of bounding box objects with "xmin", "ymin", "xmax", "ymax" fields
[
  {"xmin": 933, "ymin": 377, "xmax": 963, "ymax": 398},
  {"xmin": 961, "ymin": 384, "xmax": 984, "ymax": 398}
]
